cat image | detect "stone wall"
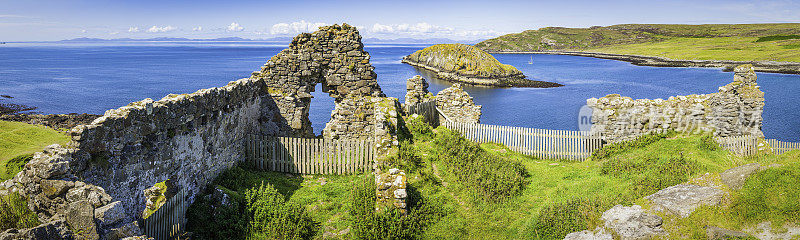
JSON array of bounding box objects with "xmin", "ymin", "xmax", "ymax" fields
[
  {"xmin": 435, "ymin": 83, "xmax": 482, "ymax": 123},
  {"xmin": 251, "ymin": 23, "xmax": 384, "ymax": 139},
  {"xmin": 588, "ymin": 64, "xmax": 764, "ymax": 142},
  {"xmin": 404, "ymin": 75, "xmax": 434, "ymax": 106},
  {"xmin": 375, "ymin": 168, "xmax": 407, "ymax": 214},
  {"xmin": 0, "ymin": 24, "xmax": 399, "ymax": 239}
]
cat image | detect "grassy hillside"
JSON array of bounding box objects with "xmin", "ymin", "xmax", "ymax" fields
[
  {"xmin": 0, "ymin": 121, "xmax": 70, "ymax": 181},
  {"xmin": 403, "ymin": 43, "xmax": 523, "ymax": 78},
  {"xmin": 186, "ymin": 116, "xmax": 800, "ymax": 239},
  {"xmin": 589, "ymin": 36, "xmax": 800, "ymax": 62},
  {"xmin": 475, "ymin": 23, "xmax": 800, "ymax": 62}
]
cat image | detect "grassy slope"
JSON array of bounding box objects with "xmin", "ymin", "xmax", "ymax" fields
[
  {"xmin": 589, "ymin": 37, "xmax": 800, "ymax": 62},
  {"xmin": 475, "ymin": 23, "xmax": 800, "ymax": 62},
  {"xmin": 0, "ymin": 121, "xmax": 70, "ymax": 180},
  {"xmin": 415, "ymin": 141, "xmax": 631, "ymax": 239},
  {"xmin": 193, "ymin": 131, "xmax": 799, "ymax": 239},
  {"xmin": 419, "ymin": 134, "xmax": 800, "ymax": 239}
]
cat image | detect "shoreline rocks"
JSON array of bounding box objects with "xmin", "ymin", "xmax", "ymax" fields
[{"xmin": 0, "ymin": 113, "xmax": 100, "ymax": 131}]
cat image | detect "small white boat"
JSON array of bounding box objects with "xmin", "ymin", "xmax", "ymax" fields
[{"xmin": 527, "ymin": 55, "xmax": 533, "ymax": 64}]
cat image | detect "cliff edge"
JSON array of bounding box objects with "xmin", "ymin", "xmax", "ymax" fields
[{"xmin": 401, "ymin": 44, "xmax": 562, "ymax": 88}]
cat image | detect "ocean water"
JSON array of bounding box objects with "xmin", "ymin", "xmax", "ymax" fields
[{"xmin": 1, "ymin": 42, "xmax": 798, "ymax": 141}]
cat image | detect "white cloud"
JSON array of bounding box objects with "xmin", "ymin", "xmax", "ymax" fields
[
  {"xmin": 226, "ymin": 22, "xmax": 243, "ymax": 32},
  {"xmin": 128, "ymin": 27, "xmax": 139, "ymax": 32},
  {"xmin": 81, "ymin": 29, "xmax": 87, "ymax": 33},
  {"xmin": 147, "ymin": 25, "xmax": 177, "ymax": 33},
  {"xmin": 371, "ymin": 23, "xmax": 394, "ymax": 33},
  {"xmin": 270, "ymin": 20, "xmax": 327, "ymax": 35},
  {"xmin": 109, "ymin": 31, "xmax": 120, "ymax": 35},
  {"xmin": 193, "ymin": 26, "xmax": 203, "ymax": 31},
  {"xmin": 455, "ymin": 30, "xmax": 503, "ymax": 38},
  {"xmin": 369, "ymin": 22, "xmax": 453, "ymax": 35}
]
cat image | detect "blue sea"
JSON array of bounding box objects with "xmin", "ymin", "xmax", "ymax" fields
[{"xmin": 1, "ymin": 42, "xmax": 798, "ymax": 141}]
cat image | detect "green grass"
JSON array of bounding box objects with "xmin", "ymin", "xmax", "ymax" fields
[
  {"xmin": 186, "ymin": 118, "xmax": 800, "ymax": 239},
  {"xmin": 475, "ymin": 23, "xmax": 800, "ymax": 62},
  {"xmin": 756, "ymin": 35, "xmax": 800, "ymax": 42},
  {"xmin": 588, "ymin": 37, "xmax": 800, "ymax": 62},
  {"xmin": 186, "ymin": 164, "xmax": 367, "ymax": 239},
  {"xmin": 0, "ymin": 121, "xmax": 70, "ymax": 181},
  {"xmin": 0, "ymin": 192, "xmax": 40, "ymax": 231},
  {"xmin": 658, "ymin": 151, "xmax": 800, "ymax": 239}
]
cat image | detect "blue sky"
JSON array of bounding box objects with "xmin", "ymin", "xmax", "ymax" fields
[{"xmin": 1, "ymin": 0, "xmax": 800, "ymax": 41}]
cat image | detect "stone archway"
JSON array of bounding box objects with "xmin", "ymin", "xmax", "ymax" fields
[{"xmin": 250, "ymin": 23, "xmax": 385, "ymax": 139}]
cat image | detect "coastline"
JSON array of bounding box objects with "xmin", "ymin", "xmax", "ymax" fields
[
  {"xmin": 400, "ymin": 58, "xmax": 563, "ymax": 88},
  {"xmin": 487, "ymin": 50, "xmax": 800, "ymax": 75}
]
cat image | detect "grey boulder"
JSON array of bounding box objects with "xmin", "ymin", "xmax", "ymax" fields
[
  {"xmin": 601, "ymin": 205, "xmax": 664, "ymax": 240},
  {"xmin": 645, "ymin": 184, "xmax": 724, "ymax": 218}
]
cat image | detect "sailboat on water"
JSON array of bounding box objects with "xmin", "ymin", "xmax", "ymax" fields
[{"xmin": 527, "ymin": 55, "xmax": 533, "ymax": 64}]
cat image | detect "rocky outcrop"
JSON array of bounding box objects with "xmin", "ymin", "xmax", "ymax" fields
[
  {"xmin": 645, "ymin": 184, "xmax": 725, "ymax": 218},
  {"xmin": 402, "ymin": 44, "xmax": 563, "ymax": 88},
  {"xmin": 601, "ymin": 205, "xmax": 665, "ymax": 240},
  {"xmin": 435, "ymin": 84, "xmax": 482, "ymax": 123},
  {"xmin": 588, "ymin": 64, "xmax": 764, "ymax": 142},
  {"xmin": 0, "ymin": 113, "xmax": 100, "ymax": 131},
  {"xmin": 0, "ymin": 144, "xmax": 132, "ymax": 240},
  {"xmin": 404, "ymin": 75, "xmax": 434, "ymax": 106}
]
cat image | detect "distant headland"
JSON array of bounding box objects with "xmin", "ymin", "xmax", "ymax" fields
[
  {"xmin": 475, "ymin": 23, "xmax": 800, "ymax": 74},
  {"xmin": 402, "ymin": 44, "xmax": 563, "ymax": 88}
]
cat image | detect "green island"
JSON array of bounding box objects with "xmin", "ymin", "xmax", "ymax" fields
[
  {"xmin": 402, "ymin": 44, "xmax": 563, "ymax": 87},
  {"xmin": 475, "ymin": 23, "xmax": 800, "ymax": 74}
]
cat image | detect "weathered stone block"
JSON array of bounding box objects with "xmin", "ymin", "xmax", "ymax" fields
[{"xmin": 66, "ymin": 200, "xmax": 99, "ymax": 240}]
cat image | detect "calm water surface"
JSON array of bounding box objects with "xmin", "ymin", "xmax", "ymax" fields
[{"xmin": 1, "ymin": 42, "xmax": 798, "ymax": 141}]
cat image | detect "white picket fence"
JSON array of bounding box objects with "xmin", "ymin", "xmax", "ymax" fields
[
  {"xmin": 442, "ymin": 122, "xmax": 604, "ymax": 160},
  {"xmin": 245, "ymin": 135, "xmax": 376, "ymax": 174},
  {"xmin": 715, "ymin": 135, "xmax": 800, "ymax": 156},
  {"xmin": 142, "ymin": 188, "xmax": 188, "ymax": 240},
  {"xmin": 404, "ymin": 100, "xmax": 440, "ymax": 127},
  {"xmin": 715, "ymin": 135, "xmax": 761, "ymax": 156},
  {"xmin": 767, "ymin": 139, "xmax": 800, "ymax": 155}
]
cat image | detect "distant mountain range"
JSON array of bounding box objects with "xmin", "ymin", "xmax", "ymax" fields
[
  {"xmin": 59, "ymin": 37, "xmax": 292, "ymax": 42},
  {"xmin": 58, "ymin": 37, "xmax": 482, "ymax": 45}
]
